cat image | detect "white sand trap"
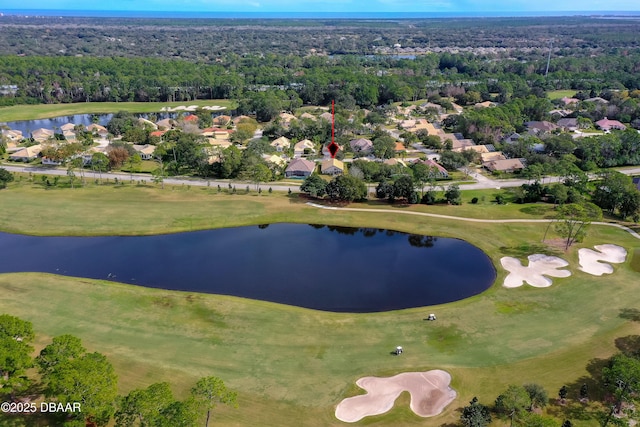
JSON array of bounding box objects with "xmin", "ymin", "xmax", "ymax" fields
[
  {"xmin": 335, "ymin": 370, "xmax": 456, "ymax": 423},
  {"xmin": 501, "ymin": 254, "xmax": 571, "ymax": 288},
  {"xmin": 579, "ymin": 244, "xmax": 627, "ymax": 276}
]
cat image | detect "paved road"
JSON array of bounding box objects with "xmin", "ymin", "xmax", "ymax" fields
[{"xmin": 2, "ymin": 164, "xmax": 640, "ymax": 193}]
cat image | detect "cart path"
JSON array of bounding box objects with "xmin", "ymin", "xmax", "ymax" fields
[{"xmin": 305, "ymin": 203, "xmax": 640, "ymax": 240}]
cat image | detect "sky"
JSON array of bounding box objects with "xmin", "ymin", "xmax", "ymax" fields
[{"xmin": 2, "ymin": 0, "xmax": 640, "ymax": 14}]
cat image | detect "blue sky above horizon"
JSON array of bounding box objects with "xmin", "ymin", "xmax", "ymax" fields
[{"xmin": 2, "ymin": 0, "xmax": 640, "ymax": 13}]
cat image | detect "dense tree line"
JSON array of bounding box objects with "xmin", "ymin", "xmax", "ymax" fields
[
  {"xmin": 2, "ymin": 46, "xmax": 640, "ymax": 110},
  {"xmin": 0, "ymin": 314, "xmax": 236, "ymax": 426}
]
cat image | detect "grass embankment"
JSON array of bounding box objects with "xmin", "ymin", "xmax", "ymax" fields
[
  {"xmin": 0, "ymin": 182, "xmax": 639, "ymax": 426},
  {"xmin": 0, "ymin": 99, "xmax": 236, "ymax": 122}
]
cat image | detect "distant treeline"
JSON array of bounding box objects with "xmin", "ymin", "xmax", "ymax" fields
[{"xmin": 1, "ymin": 51, "xmax": 640, "ymax": 109}]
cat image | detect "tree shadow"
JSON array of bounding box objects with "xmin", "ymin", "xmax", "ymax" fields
[
  {"xmin": 614, "ymin": 335, "xmax": 640, "ymax": 357},
  {"xmin": 619, "ymin": 308, "xmax": 640, "ymax": 322},
  {"xmin": 499, "ymin": 243, "xmax": 562, "ymax": 257}
]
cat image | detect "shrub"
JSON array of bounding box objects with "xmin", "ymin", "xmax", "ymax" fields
[{"xmin": 471, "ymin": 197, "xmax": 479, "ymax": 204}]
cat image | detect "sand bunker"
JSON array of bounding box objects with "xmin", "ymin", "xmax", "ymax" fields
[
  {"xmin": 161, "ymin": 105, "xmax": 226, "ymax": 112},
  {"xmin": 335, "ymin": 370, "xmax": 456, "ymax": 423},
  {"xmin": 578, "ymin": 244, "xmax": 627, "ymax": 276},
  {"xmin": 501, "ymin": 254, "xmax": 571, "ymax": 288}
]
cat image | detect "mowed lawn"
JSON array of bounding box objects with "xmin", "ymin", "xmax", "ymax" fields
[
  {"xmin": 547, "ymin": 90, "xmax": 577, "ymax": 100},
  {"xmin": 0, "ymin": 99, "xmax": 236, "ymax": 122},
  {"xmin": 0, "ymin": 183, "xmax": 639, "ymax": 426}
]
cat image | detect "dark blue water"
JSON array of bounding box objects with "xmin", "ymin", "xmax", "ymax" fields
[{"xmin": 0, "ymin": 224, "xmax": 496, "ymax": 312}]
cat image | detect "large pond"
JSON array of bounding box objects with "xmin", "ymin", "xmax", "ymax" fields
[{"xmin": 0, "ymin": 224, "xmax": 496, "ymax": 312}]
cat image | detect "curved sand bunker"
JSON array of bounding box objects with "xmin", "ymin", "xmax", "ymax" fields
[
  {"xmin": 335, "ymin": 370, "xmax": 456, "ymax": 423},
  {"xmin": 579, "ymin": 244, "xmax": 627, "ymax": 276},
  {"xmin": 501, "ymin": 254, "xmax": 571, "ymax": 288}
]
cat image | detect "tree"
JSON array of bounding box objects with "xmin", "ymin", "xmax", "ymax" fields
[
  {"xmin": 461, "ymin": 397, "xmax": 492, "ymax": 427},
  {"xmin": 0, "ymin": 167, "xmax": 14, "ymax": 189},
  {"xmin": 392, "ymin": 175, "xmax": 415, "ymax": 201},
  {"xmin": 248, "ymin": 162, "xmax": 272, "ymax": 191},
  {"xmin": 42, "ymin": 346, "xmax": 118, "ymax": 427},
  {"xmin": 445, "ymin": 184, "xmax": 461, "ymax": 205},
  {"xmin": 553, "ymin": 202, "xmax": 603, "ymax": 250},
  {"xmin": 0, "ymin": 314, "xmax": 35, "ymax": 392},
  {"xmin": 108, "ymin": 146, "xmax": 131, "ymax": 169},
  {"xmin": 36, "ymin": 334, "xmax": 85, "ymax": 375},
  {"xmin": 495, "ymin": 385, "xmax": 531, "ymax": 427},
  {"xmin": 156, "ymin": 399, "xmax": 198, "ymax": 427},
  {"xmin": 558, "ymin": 385, "xmax": 568, "ymax": 404},
  {"xmin": 524, "ymin": 383, "xmax": 548, "ymax": 411},
  {"xmin": 127, "ymin": 153, "xmax": 143, "ymax": 179},
  {"xmin": 152, "ymin": 162, "xmax": 167, "ymax": 189},
  {"xmin": 300, "ymin": 174, "xmax": 327, "ymax": 198},
  {"xmin": 91, "ymin": 152, "xmax": 110, "ymax": 183},
  {"xmin": 326, "ymin": 175, "xmax": 368, "ymax": 202},
  {"xmin": 372, "ymin": 135, "xmax": 396, "ymax": 159},
  {"xmin": 601, "ymin": 353, "xmax": 640, "ymax": 427},
  {"xmin": 115, "ymin": 382, "xmax": 175, "ymax": 427},
  {"xmin": 191, "ymin": 376, "xmax": 238, "ymax": 427}
]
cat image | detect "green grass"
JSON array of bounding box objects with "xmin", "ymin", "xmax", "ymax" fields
[
  {"xmin": 547, "ymin": 90, "xmax": 577, "ymax": 100},
  {"xmin": 631, "ymin": 249, "xmax": 640, "ymax": 273},
  {"xmin": 0, "ymin": 181, "xmax": 639, "ymax": 426},
  {"xmin": 0, "ymin": 100, "xmax": 237, "ymax": 122}
]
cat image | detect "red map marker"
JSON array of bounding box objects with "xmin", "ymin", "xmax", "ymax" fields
[{"xmin": 327, "ymin": 100, "xmax": 340, "ymax": 158}]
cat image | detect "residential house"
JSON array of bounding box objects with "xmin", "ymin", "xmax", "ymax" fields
[
  {"xmin": 62, "ymin": 130, "xmax": 77, "ymax": 142},
  {"xmin": 321, "ymin": 158, "xmax": 344, "ymax": 176},
  {"xmin": 584, "ymin": 97, "xmax": 609, "ymax": 104},
  {"xmin": 419, "ymin": 102, "xmax": 444, "ymax": 114},
  {"xmin": 150, "ymin": 130, "xmax": 166, "ymax": 138},
  {"xmin": 262, "ymin": 154, "xmax": 287, "ymax": 167},
  {"xmin": 60, "ymin": 123, "xmax": 76, "ymax": 132},
  {"xmin": 474, "ymin": 101, "xmax": 496, "ymax": 108},
  {"xmin": 294, "ymin": 139, "xmax": 316, "ymax": 158},
  {"xmin": 463, "ymin": 145, "xmax": 489, "ymax": 154},
  {"xmin": 481, "ymin": 152, "xmax": 507, "ymax": 162},
  {"xmin": 86, "ymin": 124, "xmax": 109, "ymax": 137},
  {"xmin": 299, "ymin": 112, "xmax": 316, "ymax": 121},
  {"xmin": 503, "ymin": 133, "xmax": 521, "ymax": 145},
  {"xmin": 183, "ymin": 115, "xmax": 199, "ymax": 125},
  {"xmin": 394, "ymin": 142, "xmax": 406, "ymax": 154},
  {"xmin": 526, "ymin": 121, "xmax": 558, "ymax": 135},
  {"xmin": 319, "ymin": 112, "xmax": 333, "ymax": 122},
  {"xmin": 213, "ymin": 115, "xmax": 231, "ymax": 126},
  {"xmin": 278, "ymin": 112, "xmax": 297, "ymax": 127},
  {"xmin": 285, "ymin": 158, "xmax": 316, "ymax": 178},
  {"xmin": 156, "ymin": 118, "xmax": 176, "ymax": 130},
  {"xmin": 451, "ymin": 138, "xmax": 476, "ymax": 152},
  {"xmin": 232, "ymin": 115, "xmax": 252, "ymax": 125},
  {"xmin": 31, "ymin": 128, "xmax": 54, "ymax": 142},
  {"xmin": 556, "ymin": 118, "xmax": 578, "ymax": 132},
  {"xmin": 138, "ymin": 118, "xmax": 158, "ymax": 130},
  {"xmin": 484, "ymin": 158, "xmax": 525, "ymax": 173},
  {"xmin": 1, "ymin": 129, "xmax": 23, "ymax": 142},
  {"xmin": 203, "ymin": 127, "xmax": 234, "ymax": 140},
  {"xmin": 9, "ymin": 144, "xmax": 42, "ymax": 162},
  {"xmin": 349, "ymin": 138, "xmax": 373, "ymax": 154},
  {"xmin": 560, "ymin": 97, "xmax": 580, "ymax": 106},
  {"xmin": 414, "ymin": 158, "xmax": 449, "ymax": 178},
  {"xmin": 270, "ymin": 136, "xmax": 291, "ymax": 152},
  {"xmin": 133, "ymin": 144, "xmax": 156, "ymax": 160},
  {"xmin": 595, "ymin": 118, "xmax": 627, "ymax": 131}
]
